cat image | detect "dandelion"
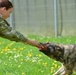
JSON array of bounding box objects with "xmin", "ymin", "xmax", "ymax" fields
[
  {"xmin": 50, "ymin": 67, "xmax": 54, "ymax": 73},
  {"xmin": 32, "ymin": 59, "xmax": 36, "ymax": 62},
  {"xmin": 52, "ymin": 63, "xmax": 57, "ymax": 68},
  {"xmin": 38, "ymin": 54, "xmax": 42, "ymax": 58},
  {"xmin": 1, "ymin": 51, "xmax": 3, "ymax": 54},
  {"xmin": 18, "ymin": 65, "xmax": 21, "ymax": 68},
  {"xmin": 27, "ymin": 53, "xmax": 32, "ymax": 58},
  {"xmin": 20, "ymin": 46, "xmax": 26, "ymax": 50},
  {"xmin": 18, "ymin": 53, "xmax": 22, "ymax": 57},
  {"xmin": 19, "ymin": 48, "xmax": 24, "ymax": 50},
  {"xmin": 9, "ymin": 56, "xmax": 12, "ymax": 59},
  {"xmin": 43, "ymin": 62, "xmax": 47, "ymax": 67},
  {"xmin": 13, "ymin": 48, "xmax": 17, "ymax": 50},
  {"xmin": 54, "ymin": 60, "xmax": 57, "ymax": 63},
  {"xmin": 21, "ymin": 59, "xmax": 24, "ymax": 62},
  {"xmin": 22, "ymin": 72, "xmax": 25, "ymax": 75},
  {"xmin": 4, "ymin": 46, "xmax": 10, "ymax": 51},
  {"xmin": 58, "ymin": 65, "xmax": 60, "ymax": 68}
]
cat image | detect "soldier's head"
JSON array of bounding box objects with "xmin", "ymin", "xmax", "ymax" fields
[
  {"xmin": 0, "ymin": 0, "xmax": 13, "ymax": 19},
  {"xmin": 0, "ymin": 0, "xmax": 9, "ymax": 2}
]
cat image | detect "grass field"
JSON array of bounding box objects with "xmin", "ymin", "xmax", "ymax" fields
[{"xmin": 0, "ymin": 35, "xmax": 76, "ymax": 75}]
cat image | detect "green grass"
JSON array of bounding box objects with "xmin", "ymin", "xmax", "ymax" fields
[{"xmin": 0, "ymin": 35, "xmax": 76, "ymax": 75}]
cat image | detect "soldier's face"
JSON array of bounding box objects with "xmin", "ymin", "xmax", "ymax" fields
[{"xmin": 1, "ymin": 7, "xmax": 13, "ymax": 19}]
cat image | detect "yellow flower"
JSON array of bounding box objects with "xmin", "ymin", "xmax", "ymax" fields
[
  {"xmin": 58, "ymin": 65, "xmax": 60, "ymax": 68},
  {"xmin": 22, "ymin": 72, "xmax": 25, "ymax": 75},
  {"xmin": 21, "ymin": 59, "xmax": 24, "ymax": 62},
  {"xmin": 43, "ymin": 62, "xmax": 47, "ymax": 67},
  {"xmin": 28, "ymin": 53, "xmax": 32, "ymax": 58},
  {"xmin": 50, "ymin": 67, "xmax": 54, "ymax": 73},
  {"xmin": 18, "ymin": 65, "xmax": 21, "ymax": 68},
  {"xmin": 9, "ymin": 56, "xmax": 12, "ymax": 59},
  {"xmin": 13, "ymin": 48, "xmax": 17, "ymax": 50},
  {"xmin": 1, "ymin": 51, "xmax": 3, "ymax": 54},
  {"xmin": 54, "ymin": 60, "xmax": 57, "ymax": 63},
  {"xmin": 19, "ymin": 46, "xmax": 26, "ymax": 51},
  {"xmin": 19, "ymin": 48, "xmax": 24, "ymax": 50},
  {"xmin": 18, "ymin": 53, "xmax": 22, "ymax": 57},
  {"xmin": 38, "ymin": 54, "xmax": 42, "ymax": 57}
]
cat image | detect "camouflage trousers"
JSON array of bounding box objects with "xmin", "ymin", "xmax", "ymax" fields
[{"xmin": 53, "ymin": 45, "xmax": 76, "ymax": 75}]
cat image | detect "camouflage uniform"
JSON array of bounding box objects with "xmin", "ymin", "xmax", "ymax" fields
[
  {"xmin": 0, "ymin": 15, "xmax": 28, "ymax": 43},
  {"xmin": 40, "ymin": 43, "xmax": 76, "ymax": 75}
]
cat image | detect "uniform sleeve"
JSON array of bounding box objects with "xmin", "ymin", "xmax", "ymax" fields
[{"xmin": 0, "ymin": 18, "xmax": 28, "ymax": 43}]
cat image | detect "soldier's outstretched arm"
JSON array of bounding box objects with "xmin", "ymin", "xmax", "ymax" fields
[{"xmin": 0, "ymin": 18, "xmax": 42, "ymax": 47}]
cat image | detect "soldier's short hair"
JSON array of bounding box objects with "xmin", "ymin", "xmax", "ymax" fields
[
  {"xmin": 0, "ymin": 0, "xmax": 9, "ymax": 2},
  {"xmin": 0, "ymin": 0, "xmax": 13, "ymax": 10}
]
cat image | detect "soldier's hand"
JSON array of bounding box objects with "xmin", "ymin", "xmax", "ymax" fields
[{"xmin": 37, "ymin": 42, "xmax": 47, "ymax": 50}]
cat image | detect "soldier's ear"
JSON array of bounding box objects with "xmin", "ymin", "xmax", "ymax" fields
[{"xmin": 2, "ymin": 7, "xmax": 6, "ymax": 11}]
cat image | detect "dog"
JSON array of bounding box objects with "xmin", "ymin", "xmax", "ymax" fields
[{"xmin": 39, "ymin": 43, "xmax": 76, "ymax": 75}]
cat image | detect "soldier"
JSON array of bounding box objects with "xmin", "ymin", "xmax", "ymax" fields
[
  {"xmin": 39, "ymin": 43, "xmax": 76, "ymax": 75},
  {"xmin": 0, "ymin": 1, "xmax": 45, "ymax": 49},
  {"xmin": 1, "ymin": 1, "xmax": 76, "ymax": 75}
]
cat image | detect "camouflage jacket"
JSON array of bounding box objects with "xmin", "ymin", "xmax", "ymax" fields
[{"xmin": 0, "ymin": 16, "xmax": 28, "ymax": 43}]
